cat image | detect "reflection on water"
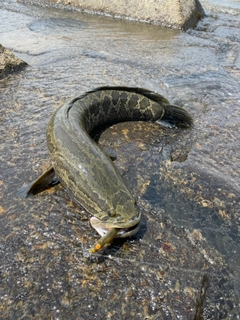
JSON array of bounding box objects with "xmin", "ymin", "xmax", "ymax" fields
[
  {"xmin": 28, "ymin": 17, "xmax": 88, "ymax": 34},
  {"xmin": 0, "ymin": 0, "xmax": 240, "ymax": 318}
]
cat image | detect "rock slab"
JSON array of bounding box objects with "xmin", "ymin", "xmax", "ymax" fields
[{"xmin": 26, "ymin": 0, "xmax": 205, "ymax": 29}]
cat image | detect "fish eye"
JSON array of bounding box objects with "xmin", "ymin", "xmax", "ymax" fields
[{"xmin": 108, "ymin": 209, "xmax": 116, "ymax": 217}]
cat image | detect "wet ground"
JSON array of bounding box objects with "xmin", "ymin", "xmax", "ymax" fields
[{"xmin": 0, "ymin": 0, "xmax": 240, "ymax": 318}]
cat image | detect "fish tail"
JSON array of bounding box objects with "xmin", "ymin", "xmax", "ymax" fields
[{"xmin": 162, "ymin": 104, "xmax": 193, "ymax": 127}]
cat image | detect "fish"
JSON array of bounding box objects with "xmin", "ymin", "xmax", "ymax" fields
[{"xmin": 25, "ymin": 86, "xmax": 193, "ymax": 253}]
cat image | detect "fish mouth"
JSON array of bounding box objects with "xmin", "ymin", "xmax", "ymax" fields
[{"xmin": 90, "ymin": 213, "xmax": 141, "ymax": 238}]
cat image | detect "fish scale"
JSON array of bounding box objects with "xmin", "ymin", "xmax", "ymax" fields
[{"xmin": 26, "ymin": 86, "xmax": 193, "ymax": 253}]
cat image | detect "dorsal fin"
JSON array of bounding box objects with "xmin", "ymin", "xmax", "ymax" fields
[{"xmin": 79, "ymin": 86, "xmax": 170, "ymax": 106}]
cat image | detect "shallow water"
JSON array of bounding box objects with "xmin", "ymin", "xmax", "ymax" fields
[
  {"xmin": 202, "ymin": 0, "xmax": 240, "ymax": 11},
  {"xmin": 0, "ymin": 0, "xmax": 240, "ymax": 318}
]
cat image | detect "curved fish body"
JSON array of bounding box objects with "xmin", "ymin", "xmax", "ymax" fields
[{"xmin": 27, "ymin": 86, "xmax": 192, "ymax": 253}]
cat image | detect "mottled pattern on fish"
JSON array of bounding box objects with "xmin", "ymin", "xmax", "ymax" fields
[{"xmin": 46, "ymin": 86, "xmax": 192, "ymax": 236}]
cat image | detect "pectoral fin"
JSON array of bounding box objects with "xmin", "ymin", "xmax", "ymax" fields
[{"xmin": 20, "ymin": 167, "xmax": 59, "ymax": 198}]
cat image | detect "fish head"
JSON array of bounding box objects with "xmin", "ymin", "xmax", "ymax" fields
[{"xmin": 90, "ymin": 196, "xmax": 141, "ymax": 238}]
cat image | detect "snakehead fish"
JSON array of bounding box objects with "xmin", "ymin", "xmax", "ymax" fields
[{"xmin": 25, "ymin": 86, "xmax": 192, "ymax": 253}]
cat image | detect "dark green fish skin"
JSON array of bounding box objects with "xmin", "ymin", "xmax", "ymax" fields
[{"xmin": 26, "ymin": 86, "xmax": 192, "ymax": 251}]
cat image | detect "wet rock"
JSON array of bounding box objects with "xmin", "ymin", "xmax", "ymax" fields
[
  {"xmin": 0, "ymin": 44, "xmax": 27, "ymax": 79},
  {"xmin": 1, "ymin": 1, "xmax": 240, "ymax": 318},
  {"xmin": 20, "ymin": 0, "xmax": 205, "ymax": 29}
]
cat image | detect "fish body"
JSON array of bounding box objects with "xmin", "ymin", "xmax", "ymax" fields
[{"xmin": 26, "ymin": 86, "xmax": 193, "ymax": 252}]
